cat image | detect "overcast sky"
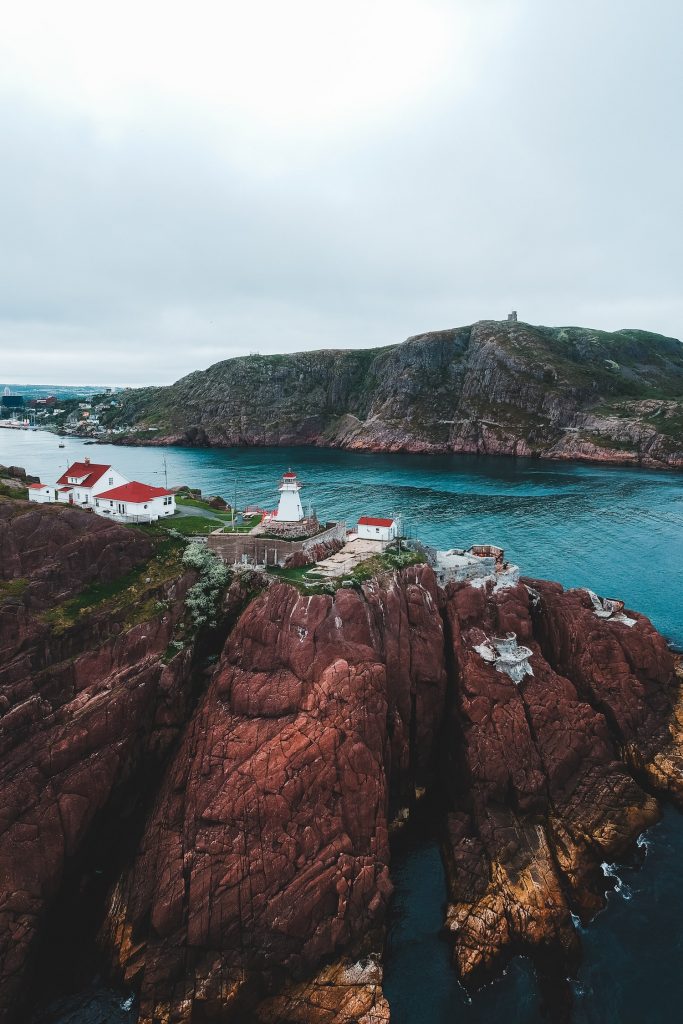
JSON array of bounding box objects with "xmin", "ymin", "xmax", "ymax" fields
[{"xmin": 1, "ymin": 0, "xmax": 681, "ymax": 386}]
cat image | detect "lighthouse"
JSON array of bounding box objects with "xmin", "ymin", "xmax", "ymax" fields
[{"xmin": 276, "ymin": 470, "xmax": 305, "ymax": 522}]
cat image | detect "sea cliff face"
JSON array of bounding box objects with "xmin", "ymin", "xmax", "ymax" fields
[
  {"xmin": 103, "ymin": 320, "xmax": 683, "ymax": 468},
  {"xmin": 1, "ymin": 495, "xmax": 682, "ymax": 1023}
]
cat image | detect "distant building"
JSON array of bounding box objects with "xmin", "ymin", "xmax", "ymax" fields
[
  {"xmin": 276, "ymin": 470, "xmax": 304, "ymax": 522},
  {"xmin": 55, "ymin": 459, "xmax": 128, "ymax": 507},
  {"xmin": 27, "ymin": 483, "xmax": 55, "ymax": 504},
  {"xmin": 506, "ymin": 311, "xmax": 518, "ymax": 322},
  {"xmin": 94, "ymin": 481, "xmax": 175, "ymax": 522},
  {"xmin": 357, "ymin": 516, "xmax": 398, "ymax": 542},
  {"xmin": 1, "ymin": 394, "xmax": 24, "ymax": 411}
]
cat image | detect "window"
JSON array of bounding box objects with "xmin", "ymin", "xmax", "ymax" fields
[
  {"xmin": 376, "ymin": 527, "xmax": 380, "ymax": 533},
  {"xmin": 108, "ymin": 477, "xmax": 113, "ymax": 485}
]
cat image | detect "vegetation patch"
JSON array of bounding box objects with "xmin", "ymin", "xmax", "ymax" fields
[
  {"xmin": 644, "ymin": 407, "xmax": 683, "ymax": 440},
  {"xmin": 182, "ymin": 543, "xmax": 230, "ymax": 629},
  {"xmin": 176, "ymin": 495, "xmax": 232, "ymax": 516},
  {"xmin": 0, "ymin": 577, "xmax": 29, "ymax": 602},
  {"xmin": 0, "ymin": 481, "xmax": 28, "ymax": 500},
  {"xmin": 41, "ymin": 535, "xmax": 184, "ymax": 636},
  {"xmin": 577, "ymin": 430, "xmax": 638, "ymax": 453},
  {"xmin": 266, "ymin": 546, "xmax": 426, "ymax": 595},
  {"xmin": 162, "ymin": 514, "xmax": 223, "ymax": 536}
]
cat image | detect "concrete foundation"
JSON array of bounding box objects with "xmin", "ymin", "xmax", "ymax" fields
[{"xmin": 207, "ymin": 521, "xmax": 346, "ymax": 567}]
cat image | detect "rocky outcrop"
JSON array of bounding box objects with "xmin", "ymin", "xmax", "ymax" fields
[
  {"xmin": 439, "ymin": 577, "xmax": 677, "ymax": 998},
  {"xmin": 103, "ymin": 321, "xmax": 683, "ymax": 469},
  {"xmin": 0, "ymin": 499, "xmax": 201, "ymax": 1021},
  {"xmin": 100, "ymin": 565, "xmax": 681, "ymax": 1023},
  {"xmin": 102, "ymin": 567, "xmax": 447, "ymax": 1023},
  {"xmin": 2, "ymin": 496, "xmax": 682, "ymax": 1023}
]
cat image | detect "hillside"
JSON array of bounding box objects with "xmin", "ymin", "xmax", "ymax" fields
[{"xmin": 101, "ymin": 320, "xmax": 683, "ymax": 467}]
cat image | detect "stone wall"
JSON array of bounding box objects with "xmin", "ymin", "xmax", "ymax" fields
[{"xmin": 207, "ymin": 521, "xmax": 347, "ymax": 566}]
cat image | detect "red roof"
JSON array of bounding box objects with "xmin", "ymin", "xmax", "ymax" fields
[
  {"xmin": 57, "ymin": 486, "xmax": 72, "ymax": 493},
  {"xmin": 358, "ymin": 516, "xmax": 395, "ymax": 528},
  {"xmin": 282, "ymin": 472, "xmax": 297, "ymax": 478},
  {"xmin": 56, "ymin": 461, "xmax": 111, "ymax": 488},
  {"xmin": 29, "ymin": 482, "xmax": 48, "ymax": 489},
  {"xmin": 97, "ymin": 481, "xmax": 173, "ymax": 503}
]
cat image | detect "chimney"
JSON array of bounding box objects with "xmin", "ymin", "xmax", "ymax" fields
[{"xmin": 84, "ymin": 457, "xmax": 90, "ymax": 464}]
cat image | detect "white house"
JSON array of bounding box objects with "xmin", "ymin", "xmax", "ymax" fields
[
  {"xmin": 357, "ymin": 516, "xmax": 398, "ymax": 542},
  {"xmin": 94, "ymin": 481, "xmax": 176, "ymax": 522},
  {"xmin": 276, "ymin": 470, "xmax": 304, "ymax": 522},
  {"xmin": 55, "ymin": 459, "xmax": 128, "ymax": 507},
  {"xmin": 27, "ymin": 482, "xmax": 55, "ymax": 504}
]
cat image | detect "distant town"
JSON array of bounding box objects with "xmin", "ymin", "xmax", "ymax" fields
[{"xmin": 0, "ymin": 385, "xmax": 124, "ymax": 438}]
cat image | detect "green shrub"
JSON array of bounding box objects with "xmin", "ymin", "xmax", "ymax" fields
[{"xmin": 183, "ymin": 543, "xmax": 230, "ymax": 629}]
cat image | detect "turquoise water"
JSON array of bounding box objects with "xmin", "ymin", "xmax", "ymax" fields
[
  {"xmin": 5, "ymin": 431, "xmax": 682, "ymax": 641},
  {"xmin": 4, "ymin": 431, "xmax": 683, "ymax": 1022}
]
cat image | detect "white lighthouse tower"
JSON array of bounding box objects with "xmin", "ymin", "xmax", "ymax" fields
[{"xmin": 276, "ymin": 470, "xmax": 305, "ymax": 522}]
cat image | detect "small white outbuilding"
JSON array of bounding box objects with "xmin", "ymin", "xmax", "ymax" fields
[
  {"xmin": 27, "ymin": 483, "xmax": 54, "ymax": 504},
  {"xmin": 357, "ymin": 516, "xmax": 398, "ymax": 542}
]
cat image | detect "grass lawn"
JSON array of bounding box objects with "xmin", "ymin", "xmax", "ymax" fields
[
  {"xmin": 167, "ymin": 514, "xmax": 223, "ymax": 535},
  {"xmin": 175, "ymin": 497, "xmax": 262, "ymax": 531},
  {"xmin": 176, "ymin": 495, "xmax": 231, "ymax": 517},
  {"xmin": 210, "ymin": 514, "xmax": 263, "ymax": 533}
]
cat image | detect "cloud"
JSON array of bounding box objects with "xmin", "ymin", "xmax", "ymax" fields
[{"xmin": 0, "ymin": 0, "xmax": 681, "ymax": 385}]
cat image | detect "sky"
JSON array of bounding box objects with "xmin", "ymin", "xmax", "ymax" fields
[{"xmin": 1, "ymin": 0, "xmax": 681, "ymax": 387}]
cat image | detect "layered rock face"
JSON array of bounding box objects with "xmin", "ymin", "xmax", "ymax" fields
[
  {"xmin": 103, "ymin": 567, "xmax": 447, "ymax": 1023},
  {"xmin": 2, "ymin": 497, "xmax": 682, "ymax": 1023},
  {"xmin": 0, "ymin": 501, "xmax": 198, "ymax": 1021},
  {"xmin": 101, "ymin": 566, "xmax": 682, "ymax": 1023},
  {"xmin": 440, "ymin": 578, "xmax": 679, "ymax": 997},
  {"xmin": 104, "ymin": 321, "xmax": 683, "ymax": 468}
]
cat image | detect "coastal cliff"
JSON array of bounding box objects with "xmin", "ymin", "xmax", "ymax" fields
[
  {"xmin": 102, "ymin": 320, "xmax": 683, "ymax": 468},
  {"xmin": 1, "ymin": 494, "xmax": 682, "ymax": 1023}
]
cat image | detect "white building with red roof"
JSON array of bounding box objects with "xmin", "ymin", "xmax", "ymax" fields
[
  {"xmin": 357, "ymin": 515, "xmax": 398, "ymax": 542},
  {"xmin": 94, "ymin": 481, "xmax": 176, "ymax": 522},
  {"xmin": 55, "ymin": 458, "xmax": 128, "ymax": 507},
  {"xmin": 27, "ymin": 482, "xmax": 55, "ymax": 504}
]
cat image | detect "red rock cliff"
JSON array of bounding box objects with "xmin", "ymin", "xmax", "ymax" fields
[
  {"xmin": 1, "ymin": 499, "xmax": 681, "ymax": 1024},
  {"xmin": 0, "ymin": 500, "xmax": 200, "ymax": 1022},
  {"xmin": 104, "ymin": 566, "xmax": 447, "ymax": 1023}
]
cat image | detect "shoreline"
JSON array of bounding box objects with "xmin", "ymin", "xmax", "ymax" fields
[{"xmin": 97, "ymin": 433, "xmax": 683, "ymax": 473}]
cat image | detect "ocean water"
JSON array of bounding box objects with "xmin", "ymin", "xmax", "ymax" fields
[{"xmin": 3, "ymin": 430, "xmax": 683, "ymax": 1022}]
